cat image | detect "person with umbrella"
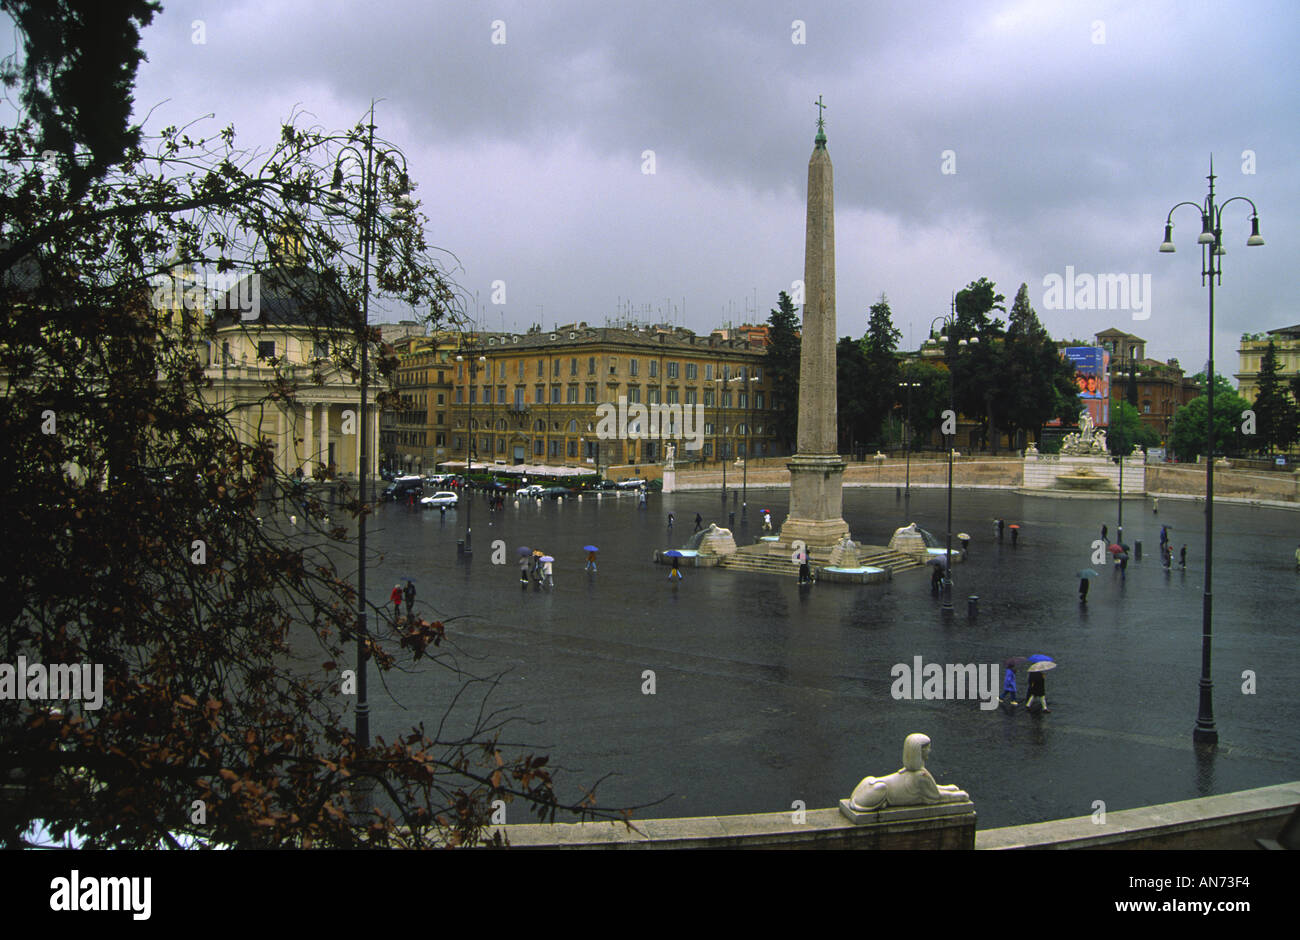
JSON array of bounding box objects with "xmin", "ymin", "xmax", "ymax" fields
[
  {"xmin": 584, "ymin": 545, "xmax": 598, "ymax": 572},
  {"xmin": 1009, "ymin": 523, "xmax": 1020, "ymax": 546},
  {"xmin": 665, "ymin": 549, "xmax": 684, "ymax": 580},
  {"xmin": 517, "ymin": 546, "xmax": 532, "ymax": 585},
  {"xmin": 762, "ymin": 510, "xmax": 772, "ymax": 533},
  {"xmin": 389, "ymin": 583, "xmax": 404, "ymax": 622},
  {"xmin": 958, "ymin": 532, "xmax": 970, "ymax": 555},
  {"xmin": 930, "ymin": 561, "xmax": 943, "ymax": 594},
  {"xmin": 1077, "ymin": 568, "xmax": 1098, "ymax": 603},
  {"xmin": 694, "ymin": 512, "xmax": 703, "ymax": 532},
  {"xmin": 667, "ymin": 512, "xmax": 674, "ymax": 529},
  {"xmin": 532, "ymin": 550, "xmax": 545, "ymax": 584},
  {"xmin": 1180, "ymin": 545, "xmax": 1187, "ymax": 570},
  {"xmin": 541, "ymin": 555, "xmax": 554, "ymax": 587},
  {"xmin": 403, "ymin": 580, "xmax": 416, "ymax": 618},
  {"xmin": 1024, "ymin": 656, "xmax": 1054, "ymax": 712}
]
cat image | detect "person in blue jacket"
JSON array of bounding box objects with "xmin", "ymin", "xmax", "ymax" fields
[{"xmin": 1000, "ymin": 665, "xmax": 1019, "ymax": 707}]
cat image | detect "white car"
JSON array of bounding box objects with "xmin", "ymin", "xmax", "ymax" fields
[
  {"xmin": 420, "ymin": 491, "xmax": 459, "ymax": 508},
  {"xmin": 616, "ymin": 478, "xmax": 646, "ymax": 490},
  {"xmin": 515, "ymin": 484, "xmax": 545, "ymax": 498}
]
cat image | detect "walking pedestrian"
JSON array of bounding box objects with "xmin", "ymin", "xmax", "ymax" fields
[
  {"xmin": 1024, "ymin": 670, "xmax": 1050, "ymax": 712},
  {"xmin": 997, "ymin": 519, "xmax": 1005, "ymax": 541},
  {"xmin": 585, "ymin": 550, "xmax": 597, "ymax": 572},
  {"xmin": 1000, "ymin": 665, "xmax": 1019, "ymax": 707},
  {"xmin": 798, "ymin": 553, "xmax": 812, "ymax": 585},
  {"xmin": 694, "ymin": 512, "xmax": 703, "ymax": 532},
  {"xmin": 1180, "ymin": 545, "xmax": 1187, "ymax": 569},
  {"xmin": 667, "ymin": 512, "xmax": 674, "ymax": 529},
  {"xmin": 993, "ymin": 518, "xmax": 1000, "ymax": 540},
  {"xmin": 1010, "ymin": 525, "xmax": 1019, "ymax": 547},
  {"xmin": 1294, "ymin": 542, "xmax": 1300, "ymax": 572},
  {"xmin": 390, "ymin": 583, "xmax": 403, "ymax": 622},
  {"xmin": 1079, "ymin": 577, "xmax": 1089, "ymax": 603},
  {"xmin": 519, "ymin": 555, "xmax": 530, "ymax": 584},
  {"xmin": 543, "ymin": 558, "xmax": 554, "ymax": 588},
  {"xmin": 638, "ymin": 489, "xmax": 647, "ymax": 508},
  {"xmin": 439, "ymin": 504, "xmax": 446, "ymax": 521},
  {"xmin": 1119, "ymin": 552, "xmax": 1128, "ymax": 577},
  {"xmin": 1159, "ymin": 525, "xmax": 1168, "ymax": 549},
  {"xmin": 403, "ymin": 580, "xmax": 416, "ymax": 618},
  {"xmin": 669, "ymin": 555, "xmax": 683, "ymax": 580},
  {"xmin": 1101, "ymin": 523, "xmax": 1108, "ymax": 543},
  {"xmin": 931, "ymin": 564, "xmax": 943, "ymax": 595},
  {"xmin": 1152, "ymin": 496, "xmax": 1159, "ymax": 514},
  {"xmin": 762, "ymin": 510, "xmax": 772, "ymax": 532}
]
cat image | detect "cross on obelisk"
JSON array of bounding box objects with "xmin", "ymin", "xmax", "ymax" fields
[{"xmin": 778, "ymin": 98, "xmax": 850, "ymax": 549}]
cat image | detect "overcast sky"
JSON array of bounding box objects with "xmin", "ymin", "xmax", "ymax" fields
[{"xmin": 74, "ymin": 2, "xmax": 1300, "ymax": 377}]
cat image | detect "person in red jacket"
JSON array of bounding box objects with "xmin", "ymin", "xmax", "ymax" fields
[{"xmin": 390, "ymin": 583, "xmax": 403, "ymax": 622}]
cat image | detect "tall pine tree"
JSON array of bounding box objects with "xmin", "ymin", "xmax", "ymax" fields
[{"xmin": 1251, "ymin": 340, "xmax": 1299, "ymax": 454}]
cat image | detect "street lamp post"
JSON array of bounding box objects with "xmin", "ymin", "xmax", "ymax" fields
[
  {"xmin": 927, "ymin": 302, "xmax": 978, "ymax": 613},
  {"xmin": 1114, "ymin": 355, "xmax": 1140, "ymax": 545},
  {"xmin": 714, "ymin": 373, "xmax": 741, "ymax": 503},
  {"xmin": 456, "ymin": 345, "xmax": 485, "ymax": 555},
  {"xmin": 743, "ymin": 374, "xmax": 758, "ymax": 519},
  {"xmin": 1158, "ymin": 157, "xmax": 1265, "ymax": 745},
  {"xmin": 898, "ymin": 378, "xmax": 921, "ymax": 508},
  {"xmin": 326, "ymin": 102, "xmax": 417, "ymax": 761}
]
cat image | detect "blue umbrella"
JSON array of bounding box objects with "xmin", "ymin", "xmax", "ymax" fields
[
  {"xmin": 663, "ymin": 549, "xmax": 684, "ymax": 558},
  {"xmin": 583, "ymin": 545, "xmax": 599, "ymax": 552},
  {"xmin": 516, "ymin": 546, "xmax": 532, "ymax": 556},
  {"xmin": 1027, "ymin": 654, "xmax": 1055, "ymax": 664},
  {"xmin": 1076, "ymin": 568, "xmax": 1099, "ymax": 579}
]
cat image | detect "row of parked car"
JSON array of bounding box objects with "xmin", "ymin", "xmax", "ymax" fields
[{"xmin": 382, "ymin": 473, "xmax": 653, "ymax": 506}]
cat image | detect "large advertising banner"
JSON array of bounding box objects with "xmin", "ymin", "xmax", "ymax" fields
[{"xmin": 1064, "ymin": 346, "xmax": 1110, "ymax": 427}]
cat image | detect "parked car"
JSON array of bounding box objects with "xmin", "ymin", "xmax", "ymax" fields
[
  {"xmin": 615, "ymin": 478, "xmax": 646, "ymax": 490},
  {"xmin": 542, "ymin": 486, "xmax": 575, "ymax": 499},
  {"xmin": 381, "ymin": 475, "xmax": 423, "ymax": 501},
  {"xmin": 594, "ymin": 480, "xmax": 618, "ymax": 490},
  {"xmin": 515, "ymin": 484, "xmax": 545, "ymax": 498},
  {"xmin": 419, "ymin": 491, "xmax": 459, "ymax": 508}
]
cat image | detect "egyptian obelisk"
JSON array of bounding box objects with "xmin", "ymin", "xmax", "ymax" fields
[{"xmin": 779, "ymin": 97, "xmax": 851, "ymax": 548}]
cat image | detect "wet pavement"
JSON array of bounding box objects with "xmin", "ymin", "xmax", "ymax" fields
[{"xmin": 316, "ymin": 484, "xmax": 1300, "ymax": 830}]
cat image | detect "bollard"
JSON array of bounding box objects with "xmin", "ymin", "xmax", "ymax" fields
[
  {"xmin": 1135, "ymin": 540, "xmax": 1143, "ymax": 561},
  {"xmin": 456, "ymin": 539, "xmax": 465, "ymax": 555},
  {"xmin": 729, "ymin": 511, "xmax": 735, "ymax": 527},
  {"xmin": 968, "ymin": 595, "xmax": 978, "ymax": 618}
]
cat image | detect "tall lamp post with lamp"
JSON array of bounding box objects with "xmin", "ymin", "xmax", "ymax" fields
[
  {"xmin": 742, "ymin": 373, "xmax": 758, "ymax": 520},
  {"xmin": 925, "ymin": 301, "xmax": 978, "ymax": 613},
  {"xmin": 1158, "ymin": 158, "xmax": 1265, "ymax": 744},
  {"xmin": 714, "ymin": 372, "xmax": 742, "ymax": 503},
  {"xmin": 1113, "ymin": 354, "xmax": 1141, "ymax": 545},
  {"xmin": 898, "ymin": 377, "xmax": 921, "ymax": 508},
  {"xmin": 456, "ymin": 343, "xmax": 486, "ymax": 555},
  {"xmin": 325, "ymin": 103, "xmax": 417, "ymax": 759}
]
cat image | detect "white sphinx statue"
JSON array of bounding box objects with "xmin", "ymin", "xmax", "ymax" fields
[{"xmin": 848, "ymin": 733, "xmax": 969, "ymax": 811}]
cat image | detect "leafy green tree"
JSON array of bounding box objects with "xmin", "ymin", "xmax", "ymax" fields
[
  {"xmin": 1249, "ymin": 340, "xmax": 1298, "ymax": 454},
  {"xmin": 1170, "ymin": 374, "xmax": 1251, "ymax": 460},
  {"xmin": 766, "ymin": 290, "xmax": 800, "ymax": 452},
  {"xmin": 897, "ymin": 359, "xmax": 949, "ymax": 450},
  {"xmin": 847, "ymin": 294, "xmax": 903, "ymax": 450},
  {"xmin": 1002, "ymin": 283, "xmax": 1079, "ymax": 449},
  {"xmin": 836, "ymin": 335, "xmax": 870, "ymax": 455},
  {"xmin": 1107, "ymin": 400, "xmax": 1160, "ymax": 456},
  {"xmin": 948, "ymin": 278, "xmax": 1007, "ymax": 452}
]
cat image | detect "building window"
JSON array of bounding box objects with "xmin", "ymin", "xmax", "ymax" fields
[
  {"xmin": 567, "ymin": 419, "xmax": 578, "ymax": 432},
  {"xmin": 570, "ymin": 357, "xmax": 578, "ymax": 376},
  {"xmin": 722, "ymin": 391, "xmax": 732, "ymax": 407},
  {"xmin": 535, "ymin": 384, "xmax": 544, "ymax": 403},
  {"xmin": 498, "ymin": 387, "xmax": 506, "ymax": 404},
  {"xmin": 548, "ymin": 439, "xmax": 560, "ymax": 457},
  {"xmin": 588, "ymin": 356, "xmax": 596, "ymax": 375},
  {"xmin": 585, "ymin": 384, "xmax": 597, "ymax": 403},
  {"xmin": 312, "ymin": 340, "xmax": 329, "ymax": 359},
  {"xmin": 609, "ymin": 357, "xmax": 618, "ymax": 375},
  {"xmin": 436, "ymin": 432, "xmax": 446, "ymax": 446},
  {"xmin": 685, "ymin": 362, "xmax": 697, "ymax": 380},
  {"xmin": 567, "ymin": 384, "xmax": 578, "ymax": 403},
  {"xmin": 705, "ymin": 364, "xmax": 714, "ymax": 381},
  {"xmin": 756, "ymin": 391, "xmax": 765, "ymax": 410},
  {"xmin": 553, "ymin": 358, "xmax": 561, "ymax": 377},
  {"xmin": 258, "ymin": 340, "xmax": 275, "ymax": 360},
  {"xmin": 437, "ymin": 370, "xmax": 444, "ymax": 383},
  {"xmin": 648, "ymin": 388, "xmax": 660, "ymax": 404},
  {"xmin": 667, "ymin": 361, "xmax": 678, "ymax": 379},
  {"xmin": 738, "ymin": 392, "xmax": 747, "ymax": 409},
  {"xmin": 627, "ymin": 386, "xmax": 641, "ymax": 404},
  {"xmin": 704, "ymin": 390, "xmax": 714, "ymax": 407},
  {"xmin": 437, "ymin": 412, "xmax": 445, "ymax": 425},
  {"xmin": 704, "ymin": 422, "xmax": 714, "ymax": 434},
  {"xmin": 667, "ymin": 389, "xmax": 679, "ymax": 405},
  {"xmin": 437, "ymin": 393, "xmax": 444, "ymax": 405},
  {"xmin": 685, "ymin": 389, "xmax": 697, "ymax": 405},
  {"xmin": 567, "ymin": 440, "xmax": 578, "ymax": 458},
  {"xmin": 703, "ymin": 442, "xmax": 712, "ymax": 457},
  {"xmin": 456, "ymin": 388, "xmax": 464, "ymax": 403},
  {"xmin": 469, "ymin": 388, "xmax": 477, "ymax": 404},
  {"xmin": 1143, "ymin": 401, "xmax": 1151, "ymax": 414},
  {"xmin": 551, "ymin": 385, "xmax": 562, "ymax": 403},
  {"xmin": 649, "ymin": 360, "xmax": 658, "ymax": 378},
  {"xmin": 755, "ymin": 366, "xmax": 762, "ymax": 382},
  {"xmin": 534, "ymin": 439, "xmax": 544, "ymax": 455},
  {"xmin": 537, "ymin": 359, "xmax": 544, "ymax": 378},
  {"xmin": 630, "ymin": 359, "xmax": 638, "ymax": 377}
]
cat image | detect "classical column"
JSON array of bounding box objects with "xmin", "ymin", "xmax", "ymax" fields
[
  {"xmin": 319, "ymin": 403, "xmax": 330, "ymax": 474},
  {"xmin": 778, "ymin": 97, "xmax": 850, "ymax": 548},
  {"xmin": 303, "ymin": 403, "xmax": 313, "ymax": 478}
]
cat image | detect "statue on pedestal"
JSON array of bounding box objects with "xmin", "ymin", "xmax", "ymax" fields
[
  {"xmin": 848, "ymin": 733, "xmax": 968, "ymax": 810},
  {"xmin": 664, "ymin": 443, "xmax": 675, "ymax": 470}
]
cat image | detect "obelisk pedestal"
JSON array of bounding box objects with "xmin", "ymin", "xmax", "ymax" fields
[{"xmin": 778, "ymin": 102, "xmax": 850, "ymax": 550}]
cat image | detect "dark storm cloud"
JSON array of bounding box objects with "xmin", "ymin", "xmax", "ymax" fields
[{"xmin": 124, "ymin": 0, "xmax": 1298, "ymax": 368}]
